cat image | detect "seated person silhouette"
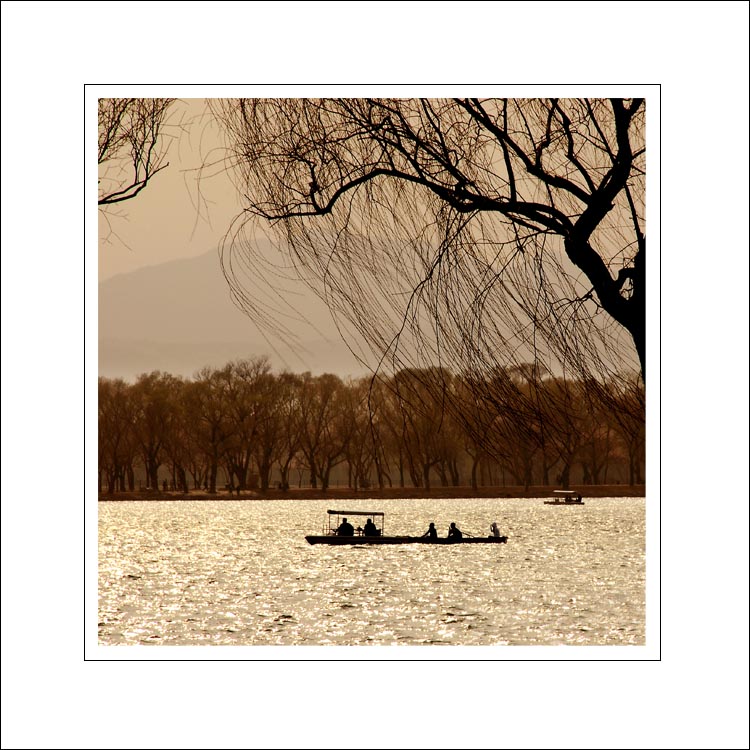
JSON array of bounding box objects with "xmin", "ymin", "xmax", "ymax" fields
[
  {"xmin": 363, "ymin": 518, "xmax": 378, "ymax": 537},
  {"xmin": 337, "ymin": 517, "xmax": 355, "ymax": 536},
  {"xmin": 447, "ymin": 522, "xmax": 463, "ymax": 540},
  {"xmin": 422, "ymin": 522, "xmax": 438, "ymax": 539},
  {"xmin": 489, "ymin": 521, "xmax": 502, "ymax": 538}
]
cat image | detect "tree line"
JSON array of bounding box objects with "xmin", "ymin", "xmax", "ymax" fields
[{"xmin": 98, "ymin": 357, "xmax": 644, "ymax": 495}]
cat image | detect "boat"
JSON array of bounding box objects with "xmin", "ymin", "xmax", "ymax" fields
[
  {"xmin": 544, "ymin": 490, "xmax": 585, "ymax": 505},
  {"xmin": 305, "ymin": 510, "xmax": 508, "ymax": 545}
]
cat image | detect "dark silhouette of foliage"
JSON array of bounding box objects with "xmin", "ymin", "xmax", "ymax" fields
[
  {"xmin": 98, "ymin": 359, "xmax": 644, "ymax": 494},
  {"xmin": 208, "ymin": 98, "xmax": 646, "ymax": 463}
]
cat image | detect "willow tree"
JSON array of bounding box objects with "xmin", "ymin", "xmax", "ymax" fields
[
  {"xmin": 211, "ymin": 98, "xmax": 645, "ymax": 461},
  {"xmin": 98, "ymin": 97, "xmax": 176, "ymax": 206}
]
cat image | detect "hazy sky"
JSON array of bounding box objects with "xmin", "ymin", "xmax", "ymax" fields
[
  {"xmin": 99, "ymin": 99, "xmax": 240, "ymax": 281},
  {"xmin": 98, "ymin": 98, "xmax": 370, "ymax": 378}
]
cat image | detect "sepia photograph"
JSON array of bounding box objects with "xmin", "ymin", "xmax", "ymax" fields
[
  {"xmin": 97, "ymin": 94, "xmax": 649, "ymax": 649},
  {"xmin": 2, "ymin": 2, "xmax": 748, "ymax": 749}
]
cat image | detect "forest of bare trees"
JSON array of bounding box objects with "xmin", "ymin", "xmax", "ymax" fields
[{"xmin": 98, "ymin": 357, "xmax": 644, "ymax": 496}]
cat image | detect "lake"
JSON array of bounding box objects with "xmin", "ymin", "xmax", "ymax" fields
[{"xmin": 98, "ymin": 496, "xmax": 645, "ymax": 647}]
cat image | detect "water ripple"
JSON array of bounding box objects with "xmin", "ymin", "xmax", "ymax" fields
[{"xmin": 99, "ymin": 497, "xmax": 645, "ymax": 646}]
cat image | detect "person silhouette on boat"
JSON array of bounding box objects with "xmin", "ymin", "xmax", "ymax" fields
[
  {"xmin": 422, "ymin": 522, "xmax": 438, "ymax": 539},
  {"xmin": 363, "ymin": 518, "xmax": 378, "ymax": 537},
  {"xmin": 337, "ymin": 517, "xmax": 354, "ymax": 536},
  {"xmin": 489, "ymin": 521, "xmax": 502, "ymax": 538},
  {"xmin": 447, "ymin": 522, "xmax": 463, "ymax": 540}
]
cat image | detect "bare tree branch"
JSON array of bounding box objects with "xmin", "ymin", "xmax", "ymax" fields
[
  {"xmin": 208, "ymin": 98, "xmax": 646, "ymax": 460},
  {"xmin": 98, "ymin": 98, "xmax": 176, "ymax": 206}
]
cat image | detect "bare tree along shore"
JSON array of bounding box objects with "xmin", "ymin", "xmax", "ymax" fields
[{"xmin": 99, "ymin": 358, "xmax": 644, "ymax": 498}]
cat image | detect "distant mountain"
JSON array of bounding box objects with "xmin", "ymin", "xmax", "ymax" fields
[{"xmin": 98, "ymin": 249, "xmax": 367, "ymax": 380}]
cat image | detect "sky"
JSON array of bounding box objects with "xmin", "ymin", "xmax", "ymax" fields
[
  {"xmin": 97, "ymin": 94, "xmax": 650, "ymax": 381},
  {"xmin": 2, "ymin": 2, "xmax": 749, "ymax": 750},
  {"xmin": 99, "ymin": 98, "xmax": 240, "ymax": 281},
  {"xmin": 98, "ymin": 99, "xmax": 369, "ymax": 379}
]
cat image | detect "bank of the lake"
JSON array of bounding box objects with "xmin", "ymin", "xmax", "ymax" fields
[{"xmin": 98, "ymin": 483, "xmax": 645, "ymax": 502}]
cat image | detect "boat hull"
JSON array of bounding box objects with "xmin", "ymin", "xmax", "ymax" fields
[
  {"xmin": 305, "ymin": 535, "xmax": 508, "ymax": 545},
  {"xmin": 543, "ymin": 500, "xmax": 584, "ymax": 505}
]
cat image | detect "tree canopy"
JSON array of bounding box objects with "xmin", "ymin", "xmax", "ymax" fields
[
  {"xmin": 98, "ymin": 359, "xmax": 644, "ymax": 495},
  {"xmin": 211, "ymin": 98, "xmax": 645, "ymax": 396}
]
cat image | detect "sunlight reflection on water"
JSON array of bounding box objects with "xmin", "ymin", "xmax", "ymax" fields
[{"xmin": 98, "ymin": 497, "xmax": 644, "ymax": 646}]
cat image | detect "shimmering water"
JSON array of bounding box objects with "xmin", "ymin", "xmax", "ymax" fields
[{"xmin": 98, "ymin": 497, "xmax": 645, "ymax": 646}]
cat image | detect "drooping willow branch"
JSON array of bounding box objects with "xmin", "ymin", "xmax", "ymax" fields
[
  {"xmin": 98, "ymin": 98, "xmax": 176, "ymax": 206},
  {"xmin": 209, "ymin": 97, "xmax": 646, "ymax": 462}
]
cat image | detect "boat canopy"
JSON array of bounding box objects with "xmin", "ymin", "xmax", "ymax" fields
[
  {"xmin": 553, "ymin": 490, "xmax": 579, "ymax": 496},
  {"xmin": 327, "ymin": 510, "xmax": 385, "ymax": 517}
]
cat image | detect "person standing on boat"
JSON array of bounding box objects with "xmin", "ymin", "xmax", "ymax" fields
[
  {"xmin": 363, "ymin": 518, "xmax": 378, "ymax": 536},
  {"xmin": 337, "ymin": 517, "xmax": 354, "ymax": 536},
  {"xmin": 422, "ymin": 522, "xmax": 438, "ymax": 539},
  {"xmin": 447, "ymin": 522, "xmax": 463, "ymax": 539}
]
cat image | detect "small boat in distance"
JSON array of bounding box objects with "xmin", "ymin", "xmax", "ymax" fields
[
  {"xmin": 305, "ymin": 510, "xmax": 508, "ymax": 545},
  {"xmin": 544, "ymin": 490, "xmax": 585, "ymax": 505}
]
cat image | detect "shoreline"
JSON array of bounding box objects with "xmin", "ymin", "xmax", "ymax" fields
[{"xmin": 98, "ymin": 484, "xmax": 645, "ymax": 502}]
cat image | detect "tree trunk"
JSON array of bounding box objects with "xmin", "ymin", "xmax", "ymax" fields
[
  {"xmin": 258, "ymin": 460, "xmax": 271, "ymax": 492},
  {"xmin": 146, "ymin": 459, "xmax": 159, "ymax": 491},
  {"xmin": 449, "ymin": 459, "xmax": 460, "ymax": 487},
  {"xmin": 306, "ymin": 454, "xmax": 318, "ymax": 488},
  {"xmin": 582, "ymin": 463, "xmax": 592, "ymax": 485},
  {"xmin": 422, "ymin": 462, "xmax": 431, "ymax": 490},
  {"xmin": 559, "ymin": 462, "xmax": 571, "ymax": 489},
  {"xmin": 435, "ymin": 462, "xmax": 448, "ymax": 487}
]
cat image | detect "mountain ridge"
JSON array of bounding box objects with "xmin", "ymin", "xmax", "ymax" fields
[{"xmin": 98, "ymin": 249, "xmax": 366, "ymax": 380}]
